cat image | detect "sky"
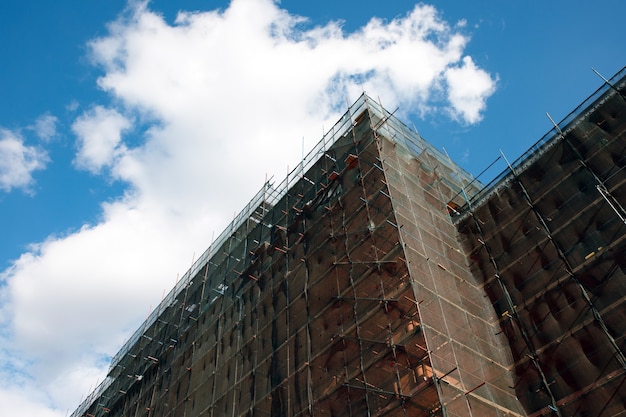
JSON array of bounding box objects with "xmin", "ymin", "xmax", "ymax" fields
[{"xmin": 0, "ymin": 0, "xmax": 623, "ymax": 415}]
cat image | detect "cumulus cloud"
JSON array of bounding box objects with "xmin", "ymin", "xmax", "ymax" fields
[
  {"xmin": 0, "ymin": 386, "xmax": 63, "ymax": 417},
  {"xmin": 0, "ymin": 1, "xmax": 496, "ymax": 415},
  {"xmin": 72, "ymin": 106, "xmax": 131, "ymax": 173},
  {"xmin": 445, "ymin": 56, "xmax": 497, "ymax": 123},
  {"xmin": 0, "ymin": 129, "xmax": 48, "ymax": 193}
]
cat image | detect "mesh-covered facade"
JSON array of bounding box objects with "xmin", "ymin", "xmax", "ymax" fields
[
  {"xmin": 454, "ymin": 68, "xmax": 626, "ymax": 416},
  {"xmin": 71, "ymin": 68, "xmax": 626, "ymax": 417}
]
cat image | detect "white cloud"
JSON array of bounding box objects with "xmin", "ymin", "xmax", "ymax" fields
[
  {"xmin": 0, "ymin": 387, "xmax": 64, "ymax": 417},
  {"xmin": 445, "ymin": 56, "xmax": 497, "ymax": 124},
  {"xmin": 30, "ymin": 113, "xmax": 58, "ymax": 141},
  {"xmin": 0, "ymin": 129, "xmax": 48, "ymax": 193},
  {"xmin": 72, "ymin": 106, "xmax": 132, "ymax": 173},
  {"xmin": 0, "ymin": 0, "xmax": 496, "ymax": 415}
]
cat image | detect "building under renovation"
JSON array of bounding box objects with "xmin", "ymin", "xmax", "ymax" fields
[{"xmin": 71, "ymin": 67, "xmax": 626, "ymax": 417}]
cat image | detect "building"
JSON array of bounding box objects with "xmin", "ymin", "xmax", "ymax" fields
[
  {"xmin": 452, "ymin": 68, "xmax": 626, "ymax": 416},
  {"xmin": 71, "ymin": 67, "xmax": 626, "ymax": 417}
]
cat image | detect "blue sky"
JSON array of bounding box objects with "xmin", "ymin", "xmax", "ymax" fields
[{"xmin": 0, "ymin": 0, "xmax": 624, "ymax": 415}]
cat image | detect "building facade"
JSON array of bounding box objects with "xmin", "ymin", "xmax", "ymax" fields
[
  {"xmin": 453, "ymin": 69, "xmax": 626, "ymax": 415},
  {"xmin": 72, "ymin": 68, "xmax": 626, "ymax": 417}
]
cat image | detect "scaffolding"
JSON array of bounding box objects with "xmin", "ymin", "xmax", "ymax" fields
[
  {"xmin": 71, "ymin": 92, "xmax": 526, "ymax": 417},
  {"xmin": 71, "ymin": 66, "xmax": 626, "ymax": 417},
  {"xmin": 454, "ymin": 67, "xmax": 626, "ymax": 416}
]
